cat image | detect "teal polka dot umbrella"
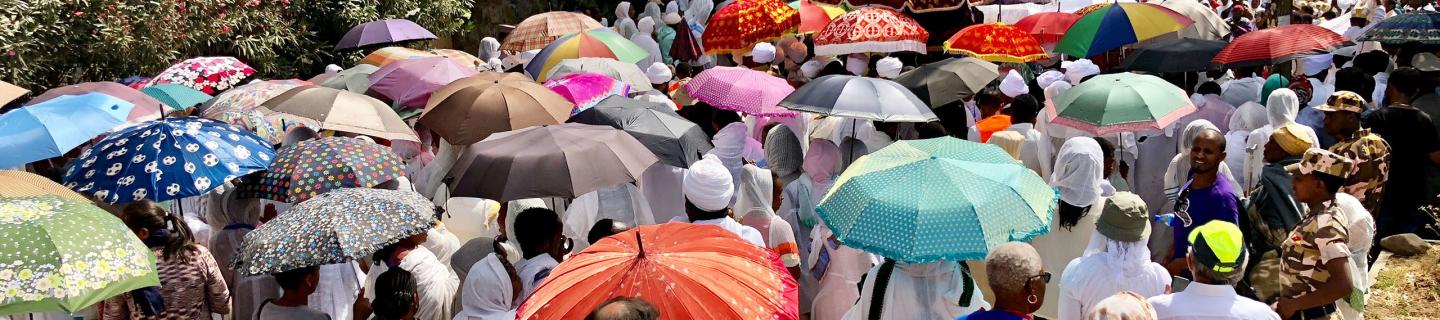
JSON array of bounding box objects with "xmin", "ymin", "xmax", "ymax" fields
[{"xmin": 816, "ymin": 136, "xmax": 1057, "ymax": 263}]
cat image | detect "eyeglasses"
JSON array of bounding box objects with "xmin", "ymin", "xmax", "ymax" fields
[
  {"xmin": 562, "ymin": 237, "xmax": 574, "ymax": 253},
  {"xmin": 1029, "ymin": 271, "xmax": 1052, "ymax": 284}
]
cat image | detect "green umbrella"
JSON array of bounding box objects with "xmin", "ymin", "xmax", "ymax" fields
[
  {"xmin": 141, "ymin": 84, "xmax": 213, "ymax": 112},
  {"xmin": 1046, "ymin": 72, "xmax": 1195, "ymax": 136},
  {"xmin": 0, "ymin": 195, "xmax": 159, "ymax": 314}
]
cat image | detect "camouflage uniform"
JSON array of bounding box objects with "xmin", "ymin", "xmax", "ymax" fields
[
  {"xmin": 1327, "ymin": 128, "xmax": 1391, "ymax": 215},
  {"xmin": 1278, "ymin": 149, "xmax": 1356, "ymax": 319}
]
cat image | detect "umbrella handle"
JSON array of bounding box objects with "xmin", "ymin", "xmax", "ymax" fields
[{"xmin": 635, "ymin": 231, "xmax": 645, "ymax": 259}]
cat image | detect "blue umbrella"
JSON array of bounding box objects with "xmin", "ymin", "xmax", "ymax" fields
[
  {"xmin": 63, "ymin": 117, "xmax": 276, "ymax": 204},
  {"xmin": 0, "ymin": 93, "xmax": 134, "ymax": 169},
  {"xmin": 816, "ymin": 136, "xmax": 1057, "ymax": 263}
]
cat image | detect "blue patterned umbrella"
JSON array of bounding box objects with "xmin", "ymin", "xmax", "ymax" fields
[
  {"xmin": 1359, "ymin": 11, "xmax": 1440, "ymax": 44},
  {"xmin": 816, "ymin": 136, "xmax": 1056, "ymax": 263},
  {"xmin": 63, "ymin": 117, "xmax": 276, "ymax": 204},
  {"xmin": 230, "ymin": 188, "xmax": 436, "ymax": 276}
]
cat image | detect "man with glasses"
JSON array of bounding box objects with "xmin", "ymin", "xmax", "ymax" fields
[{"xmin": 1148, "ymin": 221, "xmax": 1281, "ymax": 320}]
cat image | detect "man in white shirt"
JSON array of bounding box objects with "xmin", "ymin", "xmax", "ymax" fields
[
  {"xmin": 1148, "ymin": 221, "xmax": 1280, "ymax": 320},
  {"xmin": 1004, "ymin": 94, "xmax": 1054, "ymax": 180},
  {"xmin": 1221, "ymin": 67, "xmax": 1266, "ymax": 107},
  {"xmin": 671, "ymin": 154, "xmax": 766, "ymax": 247},
  {"xmin": 512, "ymin": 207, "xmax": 568, "ymax": 301}
]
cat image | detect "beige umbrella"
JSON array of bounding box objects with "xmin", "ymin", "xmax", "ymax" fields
[
  {"xmin": 1, "ymin": 80, "xmax": 28, "ymax": 106},
  {"xmin": 261, "ymin": 85, "xmax": 419, "ymax": 141},
  {"xmin": 0, "ymin": 170, "xmax": 91, "ymax": 202},
  {"xmin": 472, "ymin": 71, "xmax": 534, "ymax": 83},
  {"xmin": 1157, "ymin": 0, "xmax": 1229, "ymax": 40},
  {"xmin": 419, "ymin": 76, "xmax": 573, "ymax": 145}
]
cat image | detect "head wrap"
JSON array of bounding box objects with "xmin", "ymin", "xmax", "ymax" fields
[
  {"xmin": 686, "ymin": 0, "xmax": 715, "ymax": 26},
  {"xmin": 684, "ymin": 154, "xmax": 735, "ymax": 211},
  {"xmin": 1044, "ymin": 80, "xmax": 1073, "ymax": 102},
  {"xmin": 1036, "ymin": 70, "xmax": 1065, "ymax": 89},
  {"xmin": 504, "ymin": 198, "xmax": 549, "ymax": 251},
  {"xmin": 1302, "ymin": 54, "xmax": 1334, "ymax": 77},
  {"xmin": 564, "ymin": 183, "xmax": 654, "ymax": 250},
  {"xmin": 987, "ymin": 131, "xmax": 1025, "ymax": 161},
  {"xmin": 1265, "ymin": 88, "xmax": 1300, "ymax": 128},
  {"xmin": 455, "ymin": 253, "xmax": 518, "ymax": 320},
  {"xmin": 1063, "ymin": 59, "xmax": 1100, "ymax": 85},
  {"xmin": 846, "ymin": 53, "xmax": 868, "ymax": 76},
  {"xmin": 1000, "ymin": 69, "xmax": 1030, "ymax": 98},
  {"xmin": 1227, "ymin": 101, "xmax": 1268, "ymax": 132},
  {"xmin": 801, "ymin": 60, "xmax": 824, "ymax": 79},
  {"xmin": 876, "ymin": 57, "xmax": 903, "ymax": 79},
  {"xmin": 1259, "ymin": 74, "xmax": 1290, "ymax": 106},
  {"xmin": 637, "ymin": 17, "xmax": 656, "ymax": 35},
  {"xmin": 324, "ymin": 64, "xmax": 343, "ymax": 74},
  {"xmin": 645, "ymin": 62, "xmax": 673, "ymax": 84},
  {"xmin": 751, "ymin": 42, "xmax": 777, "ymax": 64},
  {"xmin": 1178, "ymin": 119, "xmax": 1220, "ymax": 155},
  {"xmin": 616, "ymin": 2, "xmax": 633, "ymax": 20},
  {"xmin": 664, "ymin": 1, "xmax": 683, "ymax": 24},
  {"xmin": 643, "ymin": 2, "xmax": 664, "ymax": 26},
  {"xmin": 1271, "ymin": 124, "xmax": 1314, "ymax": 156},
  {"xmin": 735, "ymin": 164, "xmax": 775, "ymax": 219},
  {"xmin": 479, "ymin": 37, "xmax": 501, "ymax": 62},
  {"xmin": 1052, "ymin": 137, "xmax": 1105, "ymax": 207},
  {"xmin": 1087, "ymin": 292, "xmax": 1159, "ymax": 320},
  {"xmin": 764, "ymin": 124, "xmax": 805, "ymax": 185},
  {"xmin": 803, "ymin": 139, "xmax": 842, "ymax": 201}
]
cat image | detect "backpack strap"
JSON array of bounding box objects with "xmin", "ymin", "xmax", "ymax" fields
[
  {"xmin": 255, "ymin": 299, "xmax": 273, "ymax": 320},
  {"xmin": 867, "ymin": 258, "xmax": 898, "ymax": 320},
  {"xmin": 959, "ymin": 262, "xmax": 975, "ymax": 307}
]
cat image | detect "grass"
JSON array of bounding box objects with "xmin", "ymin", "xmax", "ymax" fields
[{"xmin": 1368, "ymin": 246, "xmax": 1440, "ymax": 319}]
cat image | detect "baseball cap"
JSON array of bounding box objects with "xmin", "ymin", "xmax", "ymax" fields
[
  {"xmin": 1188, "ymin": 221, "xmax": 1247, "ymax": 273},
  {"xmin": 1285, "ymin": 148, "xmax": 1355, "ymax": 179},
  {"xmin": 1314, "ymin": 91, "xmax": 1366, "ymax": 113},
  {"xmin": 1097, "ymin": 192, "xmax": 1150, "ymax": 242}
]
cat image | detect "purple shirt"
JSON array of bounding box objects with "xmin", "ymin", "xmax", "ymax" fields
[
  {"xmin": 957, "ymin": 309, "xmax": 1032, "ymax": 320},
  {"xmin": 1172, "ymin": 173, "xmax": 1242, "ymax": 256}
]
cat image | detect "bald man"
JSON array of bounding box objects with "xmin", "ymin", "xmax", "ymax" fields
[
  {"xmin": 1167, "ymin": 129, "xmax": 1243, "ymax": 274},
  {"xmin": 586, "ymin": 297, "xmax": 659, "ymax": 320}
]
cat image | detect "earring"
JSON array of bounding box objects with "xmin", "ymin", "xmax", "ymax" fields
[{"xmin": 1027, "ymin": 294, "xmax": 1039, "ymax": 305}]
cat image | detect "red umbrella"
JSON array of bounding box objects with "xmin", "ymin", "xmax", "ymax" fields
[
  {"xmin": 792, "ymin": 0, "xmax": 847, "ymax": 35},
  {"xmin": 703, "ymin": 0, "xmax": 801, "ymax": 54},
  {"xmin": 809, "ymin": 0, "xmax": 968, "ymax": 12},
  {"xmin": 670, "ymin": 18, "xmax": 705, "ymax": 62},
  {"xmin": 943, "ymin": 23, "xmax": 1049, "ymax": 63},
  {"xmin": 813, "ymin": 7, "xmax": 930, "ymax": 56},
  {"xmin": 1212, "ymin": 24, "xmax": 1351, "ymax": 67},
  {"xmin": 1014, "ymin": 12, "xmax": 1080, "ymax": 45}
]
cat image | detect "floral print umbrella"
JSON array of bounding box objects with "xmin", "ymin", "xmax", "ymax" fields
[
  {"xmin": 702, "ymin": 0, "xmax": 801, "ymax": 54},
  {"xmin": 231, "ymin": 188, "xmax": 435, "ymax": 276},
  {"xmin": 238, "ymin": 137, "xmax": 404, "ymax": 203},
  {"xmin": 0, "ymin": 196, "xmax": 160, "ymax": 314},
  {"xmin": 148, "ymin": 57, "xmax": 257, "ymax": 95},
  {"xmin": 200, "ymin": 81, "xmax": 305, "ymax": 120},
  {"xmin": 63, "ymin": 117, "xmax": 276, "ymax": 204},
  {"xmin": 943, "ymin": 23, "xmax": 1049, "ymax": 63}
]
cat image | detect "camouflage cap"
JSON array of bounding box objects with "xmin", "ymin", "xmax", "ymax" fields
[
  {"xmin": 1314, "ymin": 91, "xmax": 1366, "ymax": 113},
  {"xmin": 1285, "ymin": 148, "xmax": 1355, "ymax": 179}
]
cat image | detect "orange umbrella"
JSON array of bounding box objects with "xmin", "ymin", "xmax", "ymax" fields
[
  {"xmin": 359, "ymin": 47, "xmax": 436, "ymax": 66},
  {"xmin": 943, "ymin": 23, "xmax": 1050, "ymax": 63},
  {"xmin": 517, "ymin": 223, "xmax": 800, "ymax": 320},
  {"xmin": 703, "ymin": 0, "xmax": 801, "ymax": 54}
]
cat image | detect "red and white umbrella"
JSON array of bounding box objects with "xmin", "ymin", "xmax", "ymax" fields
[
  {"xmin": 148, "ymin": 57, "xmax": 256, "ymax": 95},
  {"xmin": 813, "ymin": 7, "xmax": 929, "ymax": 56},
  {"xmin": 1212, "ymin": 24, "xmax": 1351, "ymax": 67}
]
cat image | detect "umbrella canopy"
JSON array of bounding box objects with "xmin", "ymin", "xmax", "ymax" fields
[
  {"xmin": 200, "ymin": 81, "xmax": 304, "ymax": 119},
  {"xmin": 320, "ymin": 64, "xmax": 382, "ymax": 93},
  {"xmin": 0, "ymin": 195, "xmax": 160, "ymax": 314},
  {"xmin": 813, "ymin": 7, "xmax": 929, "ymax": 56},
  {"xmin": 430, "ymin": 49, "xmax": 490, "ymax": 70},
  {"xmin": 420, "ymin": 77, "xmax": 574, "ymax": 145},
  {"xmin": 335, "ymin": 19, "xmax": 438, "ymax": 50},
  {"xmin": 1212, "ymin": 24, "xmax": 1350, "ymax": 67},
  {"xmin": 780, "ymin": 75, "xmax": 936, "ymax": 122},
  {"xmin": 359, "ymin": 47, "xmax": 438, "ymax": 67},
  {"xmin": 1014, "ymin": 12, "xmax": 1080, "ymax": 45},
  {"xmin": 0, "ymin": 171, "xmax": 90, "ymax": 201},
  {"xmin": 893, "ymin": 57, "xmax": 1001, "ymax": 108},
  {"xmin": 1121, "ymin": 38, "xmax": 1227, "ymax": 73},
  {"xmin": 684, "ymin": 66, "xmax": 799, "ymax": 117},
  {"xmin": 569, "ymin": 96, "xmax": 714, "ymax": 168},
  {"xmin": 704, "ymin": 0, "xmax": 802, "ymax": 54},
  {"xmin": 368, "ymin": 57, "xmax": 480, "ymax": 109},
  {"xmin": 472, "ymin": 71, "xmax": 534, "ymax": 83},
  {"xmin": 517, "ymin": 223, "xmax": 799, "ymax": 320},
  {"xmin": 669, "ymin": 18, "xmax": 706, "ymax": 62},
  {"xmin": 1046, "ymin": 73, "xmax": 1195, "ymax": 135},
  {"xmin": 446, "ymin": 124, "xmax": 659, "ymax": 201},
  {"xmin": 809, "ymin": 0, "xmax": 968, "ymax": 12},
  {"xmin": 1359, "ymin": 11, "xmax": 1440, "ymax": 44},
  {"xmin": 27, "ymin": 82, "xmax": 165, "ymax": 123},
  {"xmin": 0, "ymin": 93, "xmax": 135, "ymax": 169},
  {"xmin": 817, "ymin": 137, "xmax": 1055, "ymax": 262},
  {"xmin": 0, "ymin": 80, "xmax": 27, "ymax": 106},
  {"xmin": 147, "ymin": 56, "xmax": 256, "ymax": 94},
  {"xmin": 526, "ymin": 29, "xmax": 649, "ymax": 82},
  {"xmin": 1055, "ymin": 3, "xmax": 1194, "ymax": 58},
  {"xmin": 63, "ymin": 117, "xmax": 276, "ymax": 204},
  {"xmin": 238, "ymin": 137, "xmax": 404, "ymax": 203},
  {"xmin": 791, "ymin": 0, "xmax": 847, "ymax": 35},
  {"xmin": 1156, "ymin": 0, "xmax": 1229, "ymax": 40},
  {"xmin": 943, "ymin": 23, "xmax": 1050, "ymax": 63},
  {"xmin": 232, "ymin": 188, "xmax": 435, "ymax": 276},
  {"xmin": 262, "ymin": 86, "xmax": 420, "ymax": 142},
  {"xmin": 503, "ymin": 11, "xmax": 606, "ymax": 52},
  {"xmin": 545, "ymin": 58, "xmax": 654, "ymax": 91},
  {"xmin": 141, "ymin": 84, "xmax": 213, "ymax": 112},
  {"xmin": 543, "ymin": 73, "xmax": 631, "ymax": 115}
]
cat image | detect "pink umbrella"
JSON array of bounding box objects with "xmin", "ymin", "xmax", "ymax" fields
[
  {"xmin": 368, "ymin": 56, "xmax": 478, "ymax": 109},
  {"xmin": 683, "ymin": 66, "xmax": 798, "ymax": 118},
  {"xmin": 543, "ymin": 73, "xmax": 631, "ymax": 116}
]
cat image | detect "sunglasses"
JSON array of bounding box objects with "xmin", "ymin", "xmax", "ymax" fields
[{"xmin": 1029, "ymin": 271, "xmax": 1052, "ymax": 284}]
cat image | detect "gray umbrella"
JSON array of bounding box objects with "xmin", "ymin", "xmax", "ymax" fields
[
  {"xmin": 231, "ymin": 188, "xmax": 436, "ymax": 276},
  {"xmin": 320, "ymin": 64, "xmax": 380, "ymax": 93},
  {"xmin": 569, "ymin": 96, "xmax": 713, "ymax": 168},
  {"xmin": 780, "ymin": 75, "xmax": 937, "ymax": 122},
  {"xmin": 446, "ymin": 123, "xmax": 659, "ymax": 202},
  {"xmin": 893, "ymin": 57, "xmax": 1001, "ymax": 108}
]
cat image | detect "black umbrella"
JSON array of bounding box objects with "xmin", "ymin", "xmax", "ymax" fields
[
  {"xmin": 892, "ymin": 57, "xmax": 1001, "ymax": 108},
  {"xmin": 1122, "ymin": 38, "xmax": 1228, "ymax": 73},
  {"xmin": 569, "ymin": 96, "xmax": 713, "ymax": 168}
]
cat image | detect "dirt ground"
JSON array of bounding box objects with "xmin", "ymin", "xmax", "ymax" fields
[{"xmin": 1368, "ymin": 246, "xmax": 1440, "ymax": 319}]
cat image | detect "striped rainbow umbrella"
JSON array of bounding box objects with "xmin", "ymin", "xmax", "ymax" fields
[
  {"xmin": 525, "ymin": 28, "xmax": 649, "ymax": 82},
  {"xmin": 1055, "ymin": 3, "xmax": 1193, "ymax": 58},
  {"xmin": 543, "ymin": 73, "xmax": 631, "ymax": 116}
]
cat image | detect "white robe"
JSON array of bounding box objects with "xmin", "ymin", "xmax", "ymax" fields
[
  {"xmin": 670, "ymin": 216, "xmax": 766, "ymax": 247},
  {"xmin": 809, "ymin": 226, "xmax": 877, "ymax": 320},
  {"xmin": 1005, "ymin": 123, "xmax": 1054, "ymax": 180},
  {"xmin": 638, "ymin": 164, "xmax": 686, "ymax": 223},
  {"xmin": 841, "ymin": 261, "xmax": 989, "ymax": 320},
  {"xmin": 1030, "ymin": 197, "xmax": 1103, "ymax": 319},
  {"xmin": 454, "ymin": 254, "xmax": 518, "ymax": 320},
  {"xmin": 564, "ymin": 183, "xmax": 656, "ymax": 251},
  {"xmin": 365, "ymin": 247, "xmax": 460, "ymax": 320},
  {"xmin": 515, "ymin": 254, "xmax": 559, "ymax": 302},
  {"xmin": 423, "ymin": 225, "xmax": 462, "ymax": 265},
  {"xmin": 309, "ymin": 263, "xmax": 362, "ymax": 320}
]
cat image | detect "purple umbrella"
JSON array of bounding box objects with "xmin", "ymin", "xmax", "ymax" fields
[
  {"xmin": 335, "ymin": 19, "xmax": 438, "ymax": 50},
  {"xmin": 368, "ymin": 56, "xmax": 478, "ymax": 109}
]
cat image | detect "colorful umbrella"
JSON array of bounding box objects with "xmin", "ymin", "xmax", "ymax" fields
[
  {"xmin": 943, "ymin": 23, "xmax": 1049, "ymax": 63},
  {"xmin": 0, "ymin": 93, "xmax": 134, "ymax": 169},
  {"xmin": 893, "ymin": 57, "xmax": 1001, "ymax": 108},
  {"xmin": 27, "ymin": 82, "xmax": 165, "ymax": 123},
  {"xmin": 210, "ymin": 109, "xmax": 319, "ymax": 145},
  {"xmin": 1055, "ymin": 3, "xmax": 1193, "ymax": 58},
  {"xmin": 503, "ymin": 11, "xmax": 606, "ymax": 52},
  {"xmin": 1212, "ymin": 24, "xmax": 1350, "ymax": 67},
  {"xmin": 147, "ymin": 56, "xmax": 256, "ymax": 94},
  {"xmin": 1122, "ymin": 38, "xmax": 1227, "ymax": 73},
  {"xmin": 200, "ymin": 81, "xmax": 304, "ymax": 119},
  {"xmin": 231, "ymin": 188, "xmax": 433, "ymax": 276},
  {"xmin": 0, "ymin": 171, "xmax": 91, "ymax": 202},
  {"xmin": 543, "ymin": 73, "xmax": 631, "ymax": 115},
  {"xmin": 703, "ymin": 0, "xmax": 801, "ymax": 54},
  {"xmin": 262, "ymin": 86, "xmax": 420, "ymax": 142},
  {"xmin": 813, "ymin": 7, "xmax": 929, "ymax": 56},
  {"xmin": 359, "ymin": 47, "xmax": 437, "ymax": 67},
  {"xmin": 1014, "ymin": 12, "xmax": 1080, "ymax": 45},
  {"xmin": 420, "ymin": 77, "xmax": 573, "ymax": 145},
  {"xmin": 1045, "ymin": 72, "xmax": 1195, "ymax": 135},
  {"xmin": 0, "ymin": 195, "xmax": 160, "ymax": 314},
  {"xmin": 684, "ymin": 66, "xmax": 799, "ymax": 117},
  {"xmin": 780, "ymin": 75, "xmax": 936, "ymax": 122},
  {"xmin": 430, "ymin": 49, "xmax": 491, "ymax": 70},
  {"xmin": 809, "ymin": 0, "xmax": 968, "ymax": 12},
  {"xmin": 141, "ymin": 84, "xmax": 213, "ymax": 112},
  {"xmin": 1358, "ymin": 11, "xmax": 1440, "ymax": 44},
  {"xmin": 63, "ymin": 117, "xmax": 276, "ymax": 204},
  {"xmin": 238, "ymin": 137, "xmax": 404, "ymax": 203},
  {"xmin": 446, "ymin": 124, "xmax": 658, "ymax": 201},
  {"xmin": 517, "ymin": 223, "xmax": 799, "ymax": 320},
  {"xmin": 368, "ymin": 57, "xmax": 480, "ymax": 109},
  {"xmin": 791, "ymin": 0, "xmax": 847, "ymax": 35},
  {"xmin": 817, "ymin": 137, "xmax": 1055, "ymax": 262},
  {"xmin": 320, "ymin": 64, "xmax": 382, "ymax": 93},
  {"xmin": 335, "ymin": 19, "xmax": 437, "ymax": 50},
  {"xmin": 545, "ymin": 58, "xmax": 653, "ymax": 91},
  {"xmin": 1156, "ymin": 0, "xmax": 1229, "ymax": 40},
  {"xmin": 526, "ymin": 28, "xmax": 650, "ymax": 82},
  {"xmin": 569, "ymin": 96, "xmax": 714, "ymax": 168}
]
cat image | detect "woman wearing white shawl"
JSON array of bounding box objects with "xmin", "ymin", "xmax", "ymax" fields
[
  {"xmin": 764, "ymin": 124, "xmax": 806, "ymax": 187},
  {"xmin": 206, "ymin": 186, "xmax": 275, "ymax": 320},
  {"xmin": 476, "ymin": 37, "xmax": 503, "ymax": 71},
  {"xmin": 563, "ymin": 183, "xmax": 654, "ymax": 251},
  {"xmin": 613, "ymin": 2, "xmax": 638, "ymax": 39},
  {"xmin": 1057, "ymin": 192, "xmax": 1169, "ymax": 319},
  {"xmin": 454, "ymin": 253, "xmax": 519, "ymax": 320},
  {"xmin": 1225, "ymin": 101, "xmax": 1268, "ymax": 188},
  {"xmin": 812, "ymin": 222, "xmax": 881, "ymax": 320},
  {"xmin": 1243, "ymin": 88, "xmax": 1320, "ymax": 191},
  {"xmin": 780, "ymin": 140, "xmax": 841, "ymax": 315},
  {"xmin": 841, "ymin": 259, "xmax": 987, "ymax": 320},
  {"xmin": 711, "ymin": 122, "xmax": 763, "ymax": 202},
  {"xmin": 1031, "ymin": 137, "xmax": 1106, "ymax": 319},
  {"xmin": 737, "ymin": 165, "xmax": 802, "ymax": 275},
  {"xmin": 631, "ymin": 17, "xmax": 664, "ymax": 67}
]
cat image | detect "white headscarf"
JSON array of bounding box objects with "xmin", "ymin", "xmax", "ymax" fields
[
  {"xmin": 455, "ymin": 253, "xmax": 517, "ymax": 320},
  {"xmin": 631, "ymin": 17, "xmax": 663, "ymax": 67},
  {"xmin": 1045, "ymin": 81, "xmax": 1073, "ymax": 102},
  {"xmin": 615, "ymin": 2, "xmax": 638, "ymax": 39},
  {"xmin": 1063, "ymin": 59, "xmax": 1100, "ymax": 85},
  {"xmin": 1228, "ymin": 101, "xmax": 1268, "ymax": 133},
  {"xmin": 324, "ymin": 64, "xmax": 343, "ymax": 74},
  {"xmin": 1037, "ymin": 70, "xmax": 1065, "ymax": 89},
  {"xmin": 638, "ymin": 16, "xmax": 656, "ymax": 35},
  {"xmin": 564, "ymin": 183, "xmax": 654, "ymax": 250},
  {"xmin": 685, "ymin": 154, "xmax": 735, "ymax": 211},
  {"xmin": 645, "ymin": 62, "xmax": 672, "ymax": 85},
  {"xmin": 876, "ymin": 57, "xmax": 903, "ymax": 79},
  {"xmin": 1266, "ymin": 88, "xmax": 1300, "ymax": 127},
  {"xmin": 711, "ymin": 122, "xmax": 750, "ymax": 188},
  {"xmin": 736, "ymin": 164, "xmax": 775, "ymax": 219},
  {"xmin": 1000, "ymin": 69, "xmax": 1029, "ymax": 98},
  {"xmin": 665, "ymin": 1, "xmax": 683, "ymax": 24},
  {"xmin": 1080, "ymin": 230, "xmax": 1155, "ymax": 286},
  {"xmin": 206, "ymin": 187, "xmax": 260, "ymax": 287},
  {"xmin": 1051, "ymin": 137, "xmax": 1105, "ymax": 207},
  {"xmin": 479, "ymin": 37, "xmax": 501, "ymax": 62},
  {"xmin": 804, "ymin": 140, "xmax": 842, "ymax": 202},
  {"xmin": 801, "ymin": 60, "xmax": 824, "ymax": 79},
  {"xmin": 751, "ymin": 42, "xmax": 777, "ymax": 64},
  {"xmin": 686, "ymin": 0, "xmax": 715, "ymax": 26},
  {"xmin": 846, "ymin": 53, "xmax": 869, "ymax": 76},
  {"xmin": 642, "ymin": 2, "xmax": 664, "ymax": 28},
  {"xmin": 504, "ymin": 198, "xmax": 548, "ymax": 255}
]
